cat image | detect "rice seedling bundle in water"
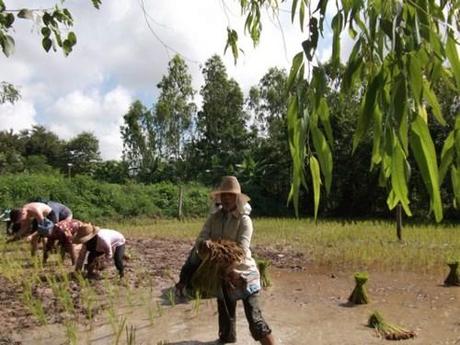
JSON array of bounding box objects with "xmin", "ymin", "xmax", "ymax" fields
[
  {"xmin": 191, "ymin": 240, "xmax": 245, "ymax": 297},
  {"xmin": 348, "ymin": 272, "xmax": 370, "ymax": 304},
  {"xmin": 368, "ymin": 311, "xmax": 416, "ymax": 340},
  {"xmin": 256, "ymin": 258, "xmax": 271, "ymax": 288},
  {"xmin": 444, "ymin": 261, "xmax": 460, "ymax": 286}
]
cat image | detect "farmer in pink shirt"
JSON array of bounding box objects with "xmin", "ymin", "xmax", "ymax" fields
[{"xmin": 73, "ymin": 223, "xmax": 126, "ymax": 278}]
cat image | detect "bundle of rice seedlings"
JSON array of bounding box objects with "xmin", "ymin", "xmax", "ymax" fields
[
  {"xmin": 191, "ymin": 240, "xmax": 245, "ymax": 297},
  {"xmin": 256, "ymin": 258, "xmax": 271, "ymax": 288},
  {"xmin": 348, "ymin": 272, "xmax": 370, "ymax": 304},
  {"xmin": 368, "ymin": 311, "xmax": 416, "ymax": 340},
  {"xmin": 444, "ymin": 261, "xmax": 460, "ymax": 286}
]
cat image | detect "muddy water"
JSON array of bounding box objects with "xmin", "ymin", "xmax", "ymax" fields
[{"xmin": 16, "ymin": 268, "xmax": 460, "ymax": 345}]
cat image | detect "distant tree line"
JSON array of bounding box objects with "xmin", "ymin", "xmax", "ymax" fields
[{"xmin": 0, "ymin": 54, "xmax": 458, "ymax": 220}]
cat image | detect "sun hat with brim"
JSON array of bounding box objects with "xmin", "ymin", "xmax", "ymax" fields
[
  {"xmin": 210, "ymin": 176, "xmax": 250, "ymax": 204},
  {"xmin": 73, "ymin": 223, "xmax": 99, "ymax": 244}
]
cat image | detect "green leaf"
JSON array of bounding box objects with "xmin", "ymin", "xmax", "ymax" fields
[
  {"xmin": 331, "ymin": 13, "xmax": 342, "ymax": 65},
  {"xmin": 286, "ymin": 52, "xmax": 304, "ymax": 92},
  {"xmin": 17, "ymin": 9, "xmax": 34, "ymax": 20},
  {"xmin": 311, "ymin": 126, "xmax": 333, "ymax": 194},
  {"xmin": 41, "ymin": 27, "xmax": 51, "ymax": 37},
  {"xmin": 407, "ymin": 52, "xmax": 423, "ymax": 105},
  {"xmin": 299, "ymin": 0, "xmax": 305, "ymax": 31},
  {"xmin": 439, "ymin": 132, "xmax": 455, "ymax": 184},
  {"xmin": 224, "ymin": 28, "xmax": 239, "ymax": 64},
  {"xmin": 390, "ymin": 141, "xmax": 412, "ymax": 215},
  {"xmin": 91, "ymin": 0, "xmax": 102, "ymax": 9},
  {"xmin": 42, "ymin": 37, "xmax": 52, "ymax": 52},
  {"xmin": 63, "ymin": 39, "xmax": 72, "ymax": 56},
  {"xmin": 4, "ymin": 13, "xmax": 14, "ymax": 27},
  {"xmin": 317, "ymin": 98, "xmax": 333, "ymax": 145},
  {"xmin": 291, "ymin": 0, "xmax": 299, "ymax": 23},
  {"xmin": 301, "ymin": 18, "xmax": 318, "ymax": 61},
  {"xmin": 452, "ymin": 166, "xmax": 460, "ymax": 209},
  {"xmin": 353, "ymin": 69, "xmax": 383, "ymax": 152},
  {"xmin": 410, "ymin": 115, "xmax": 443, "ymax": 222},
  {"xmin": 67, "ymin": 32, "xmax": 77, "ymax": 45},
  {"xmin": 309, "ymin": 155, "xmax": 321, "ymax": 220},
  {"xmin": 371, "ymin": 106, "xmax": 383, "ymax": 168},
  {"xmin": 1, "ymin": 35, "xmax": 15, "ymax": 57},
  {"xmin": 422, "ymin": 79, "xmax": 446, "ymax": 126},
  {"xmin": 446, "ymin": 32, "xmax": 460, "ymax": 89}
]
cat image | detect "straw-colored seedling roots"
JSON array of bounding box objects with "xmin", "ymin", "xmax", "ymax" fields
[
  {"xmin": 256, "ymin": 258, "xmax": 271, "ymax": 288},
  {"xmin": 191, "ymin": 240, "xmax": 245, "ymax": 296},
  {"xmin": 348, "ymin": 272, "xmax": 370, "ymax": 305},
  {"xmin": 368, "ymin": 311, "xmax": 416, "ymax": 340},
  {"xmin": 444, "ymin": 261, "xmax": 460, "ymax": 286}
]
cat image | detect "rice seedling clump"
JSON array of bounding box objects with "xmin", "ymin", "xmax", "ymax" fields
[
  {"xmin": 368, "ymin": 311, "xmax": 416, "ymax": 340},
  {"xmin": 191, "ymin": 240, "xmax": 245, "ymax": 296},
  {"xmin": 348, "ymin": 272, "xmax": 370, "ymax": 305},
  {"xmin": 444, "ymin": 260, "xmax": 460, "ymax": 286}
]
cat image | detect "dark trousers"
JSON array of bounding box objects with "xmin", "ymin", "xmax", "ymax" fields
[
  {"xmin": 178, "ymin": 247, "xmax": 201, "ymax": 288},
  {"xmin": 218, "ymin": 286, "xmax": 272, "ymax": 342},
  {"xmin": 87, "ymin": 244, "xmax": 125, "ymax": 277}
]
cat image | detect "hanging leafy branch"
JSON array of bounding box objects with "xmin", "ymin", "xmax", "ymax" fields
[
  {"xmin": 0, "ymin": 0, "xmax": 101, "ymax": 57},
  {"xmin": 0, "ymin": 0, "xmax": 101, "ymax": 104},
  {"xmin": 228, "ymin": 0, "xmax": 460, "ymax": 221}
]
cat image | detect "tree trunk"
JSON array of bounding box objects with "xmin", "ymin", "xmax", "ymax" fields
[
  {"xmin": 396, "ymin": 203, "xmax": 403, "ymax": 241},
  {"xmin": 178, "ymin": 185, "xmax": 184, "ymax": 220}
]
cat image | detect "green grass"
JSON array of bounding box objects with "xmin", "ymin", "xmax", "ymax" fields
[{"xmin": 106, "ymin": 217, "xmax": 460, "ymax": 273}]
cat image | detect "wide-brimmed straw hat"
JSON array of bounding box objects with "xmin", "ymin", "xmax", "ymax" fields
[
  {"xmin": 73, "ymin": 223, "xmax": 99, "ymax": 244},
  {"xmin": 210, "ymin": 176, "xmax": 250, "ymax": 204}
]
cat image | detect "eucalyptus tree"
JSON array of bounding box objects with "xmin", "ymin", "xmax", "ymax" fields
[
  {"xmin": 193, "ymin": 55, "xmax": 250, "ymax": 183},
  {"xmin": 120, "ymin": 100, "xmax": 157, "ymax": 181},
  {"xmin": 64, "ymin": 132, "xmax": 101, "ymax": 176},
  {"xmin": 155, "ymin": 55, "xmax": 196, "ymax": 161},
  {"xmin": 245, "ymin": 67, "xmax": 293, "ymax": 214},
  {"xmin": 20, "ymin": 125, "xmax": 64, "ymax": 168},
  {"xmin": 226, "ymin": 0, "xmax": 460, "ymax": 221}
]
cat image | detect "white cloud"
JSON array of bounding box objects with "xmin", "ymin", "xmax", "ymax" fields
[
  {"xmin": 47, "ymin": 86, "xmax": 132, "ymax": 160},
  {"xmin": 0, "ymin": 100, "xmax": 37, "ymax": 131}
]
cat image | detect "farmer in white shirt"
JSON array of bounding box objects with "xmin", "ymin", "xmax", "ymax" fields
[{"xmin": 73, "ymin": 223, "xmax": 126, "ymax": 278}]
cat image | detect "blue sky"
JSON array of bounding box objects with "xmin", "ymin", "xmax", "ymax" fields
[{"xmin": 0, "ymin": 0, "xmax": 341, "ymax": 160}]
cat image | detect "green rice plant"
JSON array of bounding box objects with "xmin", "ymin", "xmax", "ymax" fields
[
  {"xmin": 156, "ymin": 301, "xmax": 163, "ymax": 317},
  {"xmin": 256, "ymin": 258, "xmax": 272, "ymax": 288},
  {"xmin": 444, "ymin": 260, "xmax": 460, "ymax": 286},
  {"xmin": 147, "ymin": 302, "xmax": 156, "ymax": 326},
  {"xmin": 114, "ymin": 316, "xmax": 127, "ymax": 345},
  {"xmin": 106, "ymin": 302, "xmax": 118, "ymax": 334},
  {"xmin": 192, "ymin": 289, "xmax": 202, "ymax": 315},
  {"xmin": 348, "ymin": 272, "xmax": 370, "ymax": 305},
  {"xmin": 21, "ymin": 280, "xmax": 47, "ymax": 325},
  {"xmin": 166, "ymin": 287, "xmax": 176, "ymax": 306},
  {"xmin": 75, "ymin": 270, "xmax": 96, "ymax": 321},
  {"xmin": 368, "ymin": 311, "xmax": 416, "ymax": 340},
  {"xmin": 46, "ymin": 274, "xmax": 75, "ymax": 314},
  {"xmin": 125, "ymin": 324, "xmax": 136, "ymax": 345},
  {"xmin": 64, "ymin": 319, "xmax": 78, "ymax": 345}
]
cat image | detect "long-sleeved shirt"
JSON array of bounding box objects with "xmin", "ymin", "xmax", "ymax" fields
[
  {"xmin": 195, "ymin": 204, "xmax": 260, "ymax": 299},
  {"xmin": 75, "ymin": 229, "xmax": 125, "ymax": 270},
  {"xmin": 45, "ymin": 219, "xmax": 82, "ymax": 254}
]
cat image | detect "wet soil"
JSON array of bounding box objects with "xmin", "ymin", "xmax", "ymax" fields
[{"xmin": 1, "ymin": 237, "xmax": 460, "ymax": 344}]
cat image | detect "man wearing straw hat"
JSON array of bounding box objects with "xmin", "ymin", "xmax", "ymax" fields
[
  {"xmin": 73, "ymin": 223, "xmax": 126, "ymax": 279},
  {"xmin": 176, "ymin": 176, "xmax": 275, "ymax": 345}
]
